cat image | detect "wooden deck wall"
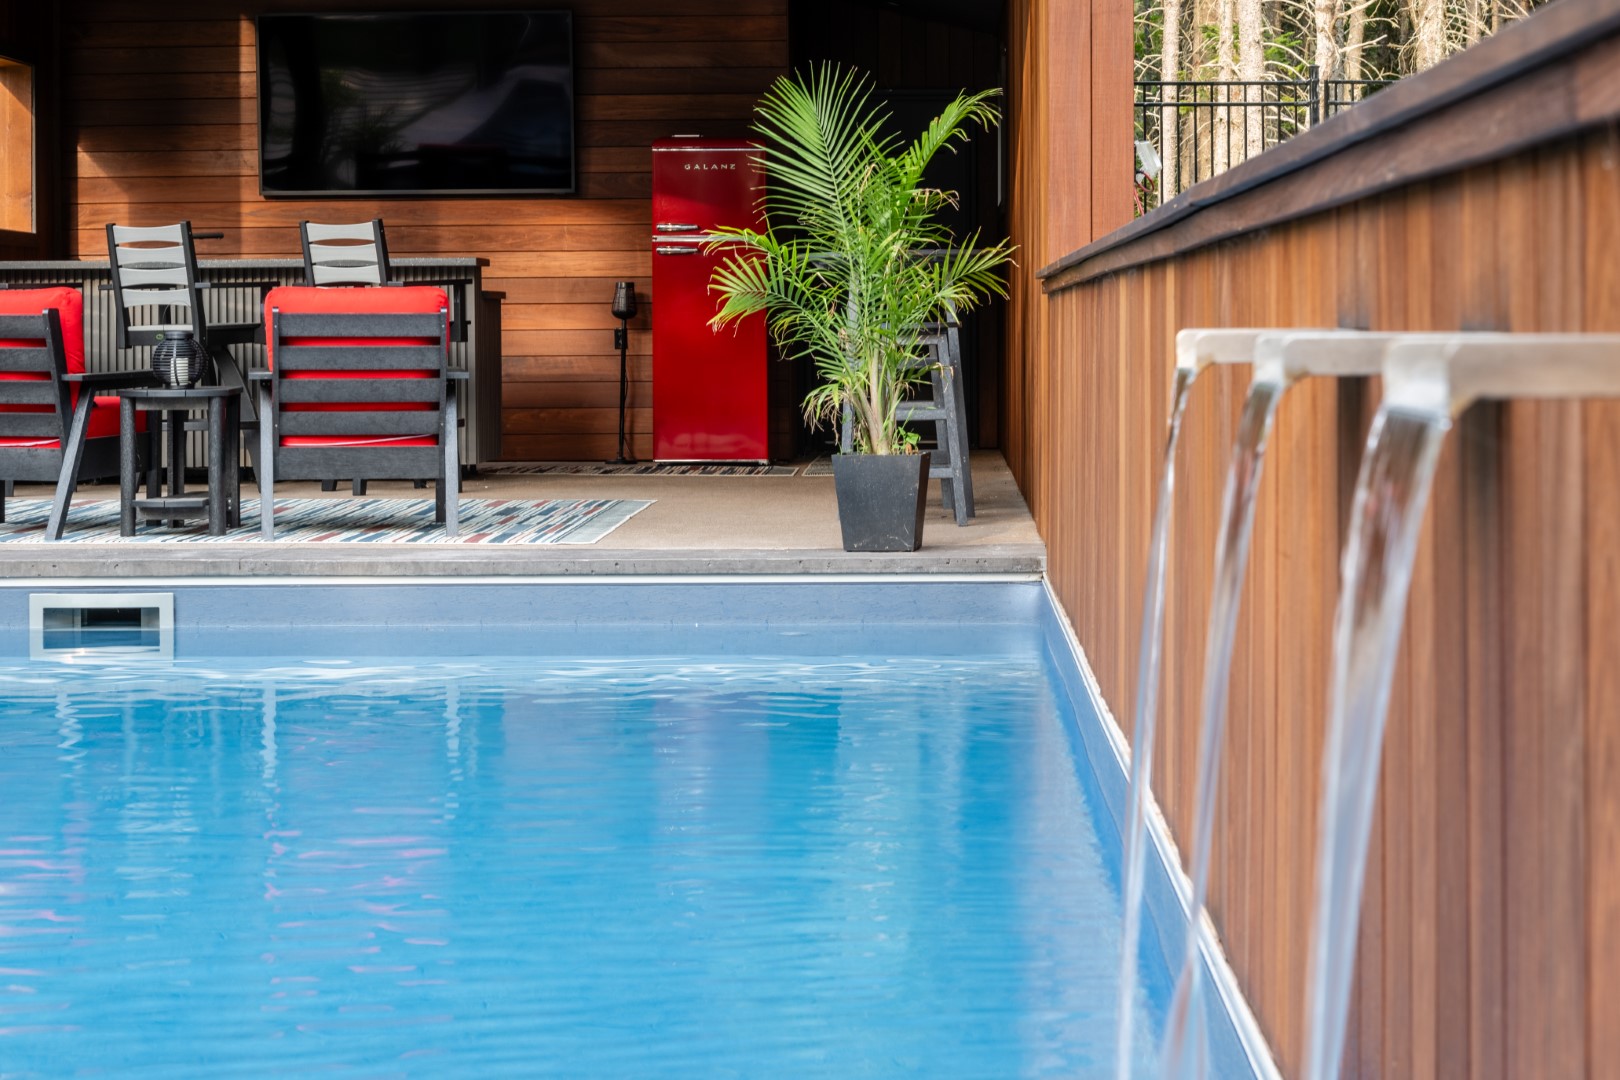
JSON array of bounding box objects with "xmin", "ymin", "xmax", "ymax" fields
[
  {"xmin": 54, "ymin": 0, "xmax": 789, "ymax": 461},
  {"xmin": 1007, "ymin": 1, "xmax": 1620, "ymax": 1074}
]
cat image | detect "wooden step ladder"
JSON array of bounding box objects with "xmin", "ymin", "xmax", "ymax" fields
[{"xmin": 841, "ymin": 317, "xmax": 974, "ymax": 525}]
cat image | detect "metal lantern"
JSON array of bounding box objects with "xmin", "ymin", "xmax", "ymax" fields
[{"xmin": 151, "ymin": 330, "xmax": 209, "ymax": 389}]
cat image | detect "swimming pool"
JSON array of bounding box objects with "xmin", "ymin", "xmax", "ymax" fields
[{"xmin": 0, "ymin": 581, "xmax": 1264, "ymax": 1077}]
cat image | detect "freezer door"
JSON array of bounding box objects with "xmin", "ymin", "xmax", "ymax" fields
[
  {"xmin": 651, "ymin": 141, "xmax": 764, "ymax": 235},
  {"xmin": 651, "ymin": 240, "xmax": 768, "ymax": 462}
]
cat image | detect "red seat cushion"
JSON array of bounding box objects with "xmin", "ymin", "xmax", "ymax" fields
[
  {"xmin": 280, "ymin": 434, "xmax": 438, "ymax": 448},
  {"xmin": 0, "ymin": 394, "xmax": 129, "ymax": 449}
]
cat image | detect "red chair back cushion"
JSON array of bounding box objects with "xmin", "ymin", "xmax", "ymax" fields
[
  {"xmin": 0, "ymin": 287, "xmax": 135, "ymax": 449},
  {"xmin": 262, "ymin": 285, "xmax": 448, "ymax": 369},
  {"xmin": 262, "ymin": 285, "xmax": 448, "ymax": 448},
  {"xmin": 0, "ymin": 285, "xmax": 86, "ymax": 409}
]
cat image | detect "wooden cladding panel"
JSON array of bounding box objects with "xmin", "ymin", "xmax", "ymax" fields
[
  {"xmin": 62, "ymin": 0, "xmax": 789, "ymax": 460},
  {"xmin": 1018, "ymin": 120, "xmax": 1620, "ymax": 1077}
]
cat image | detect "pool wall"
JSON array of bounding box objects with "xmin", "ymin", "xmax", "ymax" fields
[
  {"xmin": 1040, "ymin": 582, "xmax": 1284, "ymax": 1080},
  {"xmin": 1, "ymin": 579, "xmax": 1051, "ymax": 659}
]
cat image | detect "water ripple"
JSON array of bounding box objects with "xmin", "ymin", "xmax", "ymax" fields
[{"xmin": 0, "ymin": 654, "xmax": 1157, "ymax": 1076}]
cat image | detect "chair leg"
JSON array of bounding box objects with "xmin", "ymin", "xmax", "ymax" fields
[
  {"xmin": 145, "ymin": 418, "xmax": 161, "ymax": 499},
  {"xmin": 1, "ymin": 479, "xmax": 7, "ymax": 522},
  {"xmin": 929, "ymin": 367, "xmax": 956, "ymax": 516},
  {"xmin": 46, "ymin": 393, "xmax": 98, "ymax": 541},
  {"xmin": 258, "ymin": 384, "xmax": 276, "ymax": 540},
  {"xmin": 321, "ymin": 480, "xmax": 338, "ymax": 492},
  {"xmin": 352, "ymin": 479, "xmax": 367, "ymax": 496},
  {"xmin": 440, "ymin": 393, "xmax": 459, "ymax": 537},
  {"xmin": 944, "ymin": 341, "xmax": 973, "ymax": 524}
]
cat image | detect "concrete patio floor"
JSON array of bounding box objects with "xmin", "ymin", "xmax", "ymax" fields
[{"xmin": 2, "ymin": 451, "xmax": 1044, "ymax": 579}]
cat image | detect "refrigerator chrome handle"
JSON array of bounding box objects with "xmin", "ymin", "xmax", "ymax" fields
[
  {"xmin": 655, "ymin": 245, "xmax": 700, "ymax": 255},
  {"xmin": 655, "ymin": 223, "xmax": 700, "ymax": 233}
]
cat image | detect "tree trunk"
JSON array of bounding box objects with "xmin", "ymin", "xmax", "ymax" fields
[
  {"xmin": 1411, "ymin": 0, "xmax": 1446, "ymax": 71},
  {"xmin": 1160, "ymin": 0, "xmax": 1181, "ymax": 201},
  {"xmin": 1344, "ymin": 0, "xmax": 1367, "ymax": 83},
  {"xmin": 1237, "ymin": 0, "xmax": 1265, "ymax": 158},
  {"xmin": 1212, "ymin": 0, "xmax": 1236, "ymax": 173},
  {"xmin": 1315, "ymin": 0, "xmax": 1342, "ymax": 84}
]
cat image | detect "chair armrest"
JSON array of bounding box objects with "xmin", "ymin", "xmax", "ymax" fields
[
  {"xmin": 447, "ymin": 370, "xmax": 470, "ymax": 381},
  {"xmin": 248, "ymin": 370, "xmax": 272, "ymax": 382},
  {"xmin": 64, "ymin": 371, "xmax": 163, "ymax": 390}
]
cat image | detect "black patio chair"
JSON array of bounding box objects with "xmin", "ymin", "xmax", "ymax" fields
[
  {"xmin": 105, "ymin": 222, "xmax": 263, "ymax": 407},
  {"xmin": 254, "ymin": 287, "xmax": 460, "ymax": 539},
  {"xmin": 0, "ymin": 288, "xmax": 159, "ymax": 539},
  {"xmin": 299, "ymin": 219, "xmax": 463, "ymax": 496}
]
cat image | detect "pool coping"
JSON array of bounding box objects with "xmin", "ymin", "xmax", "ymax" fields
[{"xmin": 0, "ymin": 544, "xmax": 1047, "ymax": 579}]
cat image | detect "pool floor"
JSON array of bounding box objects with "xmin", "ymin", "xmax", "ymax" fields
[{"xmin": 0, "ymin": 649, "xmax": 1163, "ymax": 1077}]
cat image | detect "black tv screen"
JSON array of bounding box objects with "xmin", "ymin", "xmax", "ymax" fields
[{"xmin": 257, "ymin": 12, "xmax": 575, "ymax": 197}]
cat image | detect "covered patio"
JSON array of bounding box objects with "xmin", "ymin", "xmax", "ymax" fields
[{"xmin": 2, "ymin": 0, "xmax": 1619, "ymax": 1076}]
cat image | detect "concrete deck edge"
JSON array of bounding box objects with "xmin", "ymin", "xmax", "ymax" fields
[{"xmin": 0, "ymin": 544, "xmax": 1047, "ymax": 579}]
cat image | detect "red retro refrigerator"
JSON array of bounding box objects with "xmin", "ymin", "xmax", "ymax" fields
[{"xmin": 650, "ymin": 137, "xmax": 769, "ymax": 462}]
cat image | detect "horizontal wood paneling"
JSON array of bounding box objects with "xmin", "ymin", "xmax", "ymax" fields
[
  {"xmin": 62, "ymin": 0, "xmax": 790, "ymax": 461},
  {"xmin": 1010, "ymin": 5, "xmax": 1620, "ymax": 1070}
]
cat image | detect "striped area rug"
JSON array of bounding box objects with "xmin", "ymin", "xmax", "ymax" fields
[
  {"xmin": 0, "ymin": 497, "xmax": 653, "ymax": 545},
  {"xmin": 484, "ymin": 461, "xmax": 798, "ymax": 477}
]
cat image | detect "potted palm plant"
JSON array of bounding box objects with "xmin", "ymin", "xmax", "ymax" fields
[{"xmin": 708, "ymin": 65, "xmax": 1013, "ymax": 551}]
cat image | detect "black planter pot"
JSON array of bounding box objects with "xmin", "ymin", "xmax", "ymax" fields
[{"xmin": 831, "ymin": 451, "xmax": 930, "ymax": 552}]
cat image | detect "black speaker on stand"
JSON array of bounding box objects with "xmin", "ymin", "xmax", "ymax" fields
[{"xmin": 609, "ymin": 281, "xmax": 638, "ymax": 464}]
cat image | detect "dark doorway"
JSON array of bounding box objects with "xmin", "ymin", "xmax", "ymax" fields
[{"xmin": 786, "ymin": 0, "xmax": 1008, "ymax": 456}]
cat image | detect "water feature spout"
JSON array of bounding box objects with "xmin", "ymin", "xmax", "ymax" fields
[
  {"xmin": 1116, "ymin": 328, "xmax": 1305, "ymax": 1080},
  {"xmin": 1302, "ymin": 333, "xmax": 1620, "ymax": 1080},
  {"xmin": 1159, "ymin": 330, "xmax": 1386, "ymax": 1079}
]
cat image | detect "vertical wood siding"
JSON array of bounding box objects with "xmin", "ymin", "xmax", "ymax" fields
[
  {"xmin": 1010, "ymin": 52, "xmax": 1620, "ymax": 1073},
  {"xmin": 60, "ymin": 0, "xmax": 789, "ymax": 461}
]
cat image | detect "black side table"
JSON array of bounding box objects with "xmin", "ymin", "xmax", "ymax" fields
[{"xmin": 119, "ymin": 386, "xmax": 241, "ymax": 536}]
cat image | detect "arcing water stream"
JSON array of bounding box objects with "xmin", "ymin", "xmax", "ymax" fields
[
  {"xmin": 1302, "ymin": 334, "xmax": 1620, "ymax": 1080},
  {"xmin": 1115, "ymin": 330, "xmax": 1268, "ymax": 1080},
  {"xmin": 1149, "ymin": 332, "xmax": 1386, "ymax": 1079}
]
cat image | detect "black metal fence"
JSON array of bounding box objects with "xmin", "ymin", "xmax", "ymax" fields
[{"xmin": 1134, "ymin": 68, "xmax": 1394, "ymax": 213}]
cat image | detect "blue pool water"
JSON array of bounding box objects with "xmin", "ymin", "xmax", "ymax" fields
[{"xmin": 0, "ymin": 617, "xmax": 1169, "ymax": 1076}]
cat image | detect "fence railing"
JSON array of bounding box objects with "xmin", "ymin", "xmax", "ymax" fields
[{"xmin": 1134, "ymin": 68, "xmax": 1394, "ymax": 213}]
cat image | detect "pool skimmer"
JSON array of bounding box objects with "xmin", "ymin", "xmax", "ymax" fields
[{"xmin": 28, "ymin": 592, "xmax": 174, "ymax": 660}]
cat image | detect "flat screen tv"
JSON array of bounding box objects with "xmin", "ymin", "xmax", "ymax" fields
[{"xmin": 257, "ymin": 11, "xmax": 574, "ymax": 197}]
